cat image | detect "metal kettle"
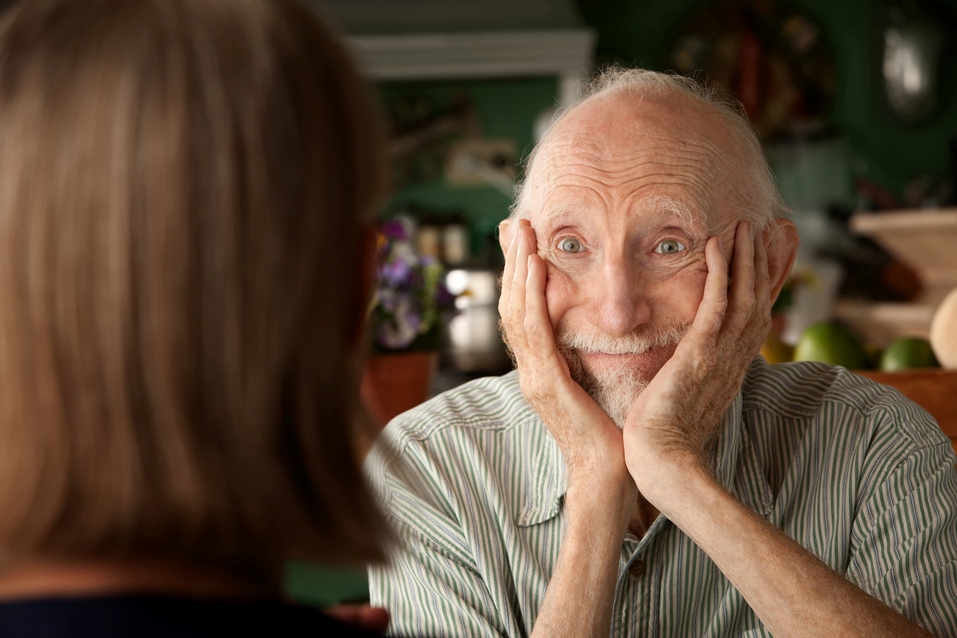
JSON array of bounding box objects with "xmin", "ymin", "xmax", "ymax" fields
[{"xmin": 442, "ymin": 267, "xmax": 512, "ymax": 374}]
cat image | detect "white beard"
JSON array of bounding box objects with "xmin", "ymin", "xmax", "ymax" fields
[{"xmin": 557, "ymin": 323, "xmax": 689, "ymax": 428}]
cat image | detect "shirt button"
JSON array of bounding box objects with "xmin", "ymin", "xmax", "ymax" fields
[{"xmin": 628, "ymin": 560, "xmax": 646, "ymax": 578}]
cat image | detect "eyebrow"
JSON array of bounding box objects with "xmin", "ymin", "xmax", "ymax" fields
[
  {"xmin": 639, "ymin": 195, "xmax": 707, "ymax": 228},
  {"xmin": 537, "ymin": 204, "xmax": 574, "ymax": 225},
  {"xmin": 535, "ymin": 195, "xmax": 711, "ymax": 233}
]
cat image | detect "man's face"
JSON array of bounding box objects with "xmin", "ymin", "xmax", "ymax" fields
[{"xmin": 522, "ymin": 94, "xmax": 743, "ymax": 426}]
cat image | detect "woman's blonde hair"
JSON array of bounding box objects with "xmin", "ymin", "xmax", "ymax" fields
[{"xmin": 0, "ymin": 0, "xmax": 387, "ymax": 584}]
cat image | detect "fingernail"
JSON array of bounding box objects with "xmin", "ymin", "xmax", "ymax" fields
[{"xmin": 749, "ymin": 223, "xmax": 756, "ymax": 240}]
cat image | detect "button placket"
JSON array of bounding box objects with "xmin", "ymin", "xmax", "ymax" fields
[{"xmin": 628, "ymin": 559, "xmax": 646, "ymax": 578}]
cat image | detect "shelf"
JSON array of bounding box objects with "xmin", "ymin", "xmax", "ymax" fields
[
  {"xmin": 850, "ymin": 208, "xmax": 957, "ymax": 233},
  {"xmin": 834, "ymin": 299, "xmax": 936, "ymax": 344},
  {"xmin": 348, "ymin": 29, "xmax": 595, "ymax": 104},
  {"xmin": 839, "ymin": 209, "xmax": 957, "ymax": 346},
  {"xmin": 849, "ymin": 208, "xmax": 957, "ymax": 305}
]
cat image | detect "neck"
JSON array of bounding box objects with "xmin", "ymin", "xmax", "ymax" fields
[
  {"xmin": 628, "ymin": 493, "xmax": 661, "ymax": 539},
  {"xmin": 0, "ymin": 557, "xmax": 264, "ymax": 602}
]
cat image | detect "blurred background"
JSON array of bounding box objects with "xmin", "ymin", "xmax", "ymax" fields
[
  {"xmin": 3, "ymin": 0, "xmax": 952, "ymax": 611},
  {"xmin": 324, "ymin": 0, "xmax": 957, "ymax": 603},
  {"xmin": 334, "ymin": 0, "xmax": 957, "ymax": 401}
]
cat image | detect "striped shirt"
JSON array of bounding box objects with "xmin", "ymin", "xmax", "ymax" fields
[{"xmin": 366, "ymin": 358, "xmax": 957, "ymax": 637}]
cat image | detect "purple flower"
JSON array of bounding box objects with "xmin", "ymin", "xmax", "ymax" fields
[
  {"xmin": 376, "ymin": 299, "xmax": 422, "ymax": 349},
  {"xmin": 381, "ymin": 259, "xmax": 412, "ymax": 287},
  {"xmin": 381, "ymin": 220, "xmax": 407, "ymax": 241},
  {"xmin": 370, "ymin": 217, "xmax": 462, "ymax": 351}
]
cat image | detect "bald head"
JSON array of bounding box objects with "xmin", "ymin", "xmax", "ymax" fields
[
  {"xmin": 495, "ymin": 72, "xmax": 801, "ymax": 428},
  {"xmin": 528, "ymin": 92, "xmax": 745, "ymax": 232},
  {"xmin": 512, "ymin": 68, "xmax": 789, "ymax": 231}
]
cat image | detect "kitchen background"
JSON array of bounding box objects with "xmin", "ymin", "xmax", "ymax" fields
[
  {"xmin": 286, "ymin": 0, "xmax": 957, "ymax": 606},
  {"xmin": 2, "ymin": 0, "xmax": 949, "ymax": 610},
  {"xmin": 342, "ymin": 0, "xmax": 957, "ymax": 393}
]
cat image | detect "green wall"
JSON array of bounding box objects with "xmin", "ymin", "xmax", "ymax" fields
[
  {"xmin": 576, "ymin": 0, "xmax": 957, "ymax": 197},
  {"xmin": 382, "ymin": 0, "xmax": 956, "ymax": 241},
  {"xmin": 288, "ymin": 0, "xmax": 957, "ymax": 608},
  {"xmin": 380, "ymin": 76, "xmax": 559, "ymax": 253}
]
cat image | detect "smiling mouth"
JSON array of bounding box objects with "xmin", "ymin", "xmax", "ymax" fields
[
  {"xmin": 575, "ymin": 344, "xmax": 673, "ymax": 358},
  {"xmin": 574, "ymin": 344, "xmax": 678, "ymax": 374}
]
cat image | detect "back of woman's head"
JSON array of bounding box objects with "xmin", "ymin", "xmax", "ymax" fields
[{"xmin": 0, "ymin": 0, "xmax": 387, "ymax": 582}]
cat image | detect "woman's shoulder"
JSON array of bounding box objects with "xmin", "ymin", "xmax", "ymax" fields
[{"xmin": 0, "ymin": 595, "xmax": 384, "ymax": 638}]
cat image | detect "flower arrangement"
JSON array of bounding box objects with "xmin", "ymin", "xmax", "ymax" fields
[{"xmin": 369, "ymin": 218, "xmax": 458, "ymax": 353}]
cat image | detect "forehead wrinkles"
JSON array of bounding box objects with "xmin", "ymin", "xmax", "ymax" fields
[{"xmin": 532, "ymin": 133, "xmax": 723, "ymax": 224}]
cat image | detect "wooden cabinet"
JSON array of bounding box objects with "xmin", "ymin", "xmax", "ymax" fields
[{"xmin": 837, "ymin": 209, "xmax": 957, "ymax": 346}]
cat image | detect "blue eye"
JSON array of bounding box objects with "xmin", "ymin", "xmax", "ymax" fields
[
  {"xmin": 558, "ymin": 237, "xmax": 583, "ymax": 253},
  {"xmin": 654, "ymin": 239, "xmax": 685, "ymax": 255}
]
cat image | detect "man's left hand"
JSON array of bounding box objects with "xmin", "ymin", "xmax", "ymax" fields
[{"xmin": 622, "ymin": 221, "xmax": 770, "ymax": 507}]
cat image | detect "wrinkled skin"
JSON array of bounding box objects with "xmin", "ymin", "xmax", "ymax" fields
[
  {"xmin": 497, "ymin": 92, "xmax": 931, "ymax": 638},
  {"xmin": 500, "ymin": 218, "xmax": 776, "ymax": 515},
  {"xmin": 498, "ymin": 93, "xmax": 793, "ymax": 522}
]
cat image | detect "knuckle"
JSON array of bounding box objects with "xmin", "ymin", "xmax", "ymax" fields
[{"xmin": 740, "ymin": 294, "xmax": 757, "ymax": 316}]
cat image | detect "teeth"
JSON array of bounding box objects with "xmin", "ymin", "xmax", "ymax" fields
[{"xmin": 581, "ymin": 349, "xmax": 653, "ymax": 356}]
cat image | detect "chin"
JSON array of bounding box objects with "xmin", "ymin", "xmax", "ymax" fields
[
  {"xmin": 563, "ymin": 345, "xmax": 677, "ymax": 428},
  {"xmin": 576, "ymin": 345, "xmax": 676, "ymax": 384},
  {"xmin": 555, "ymin": 322, "xmax": 688, "ymax": 427}
]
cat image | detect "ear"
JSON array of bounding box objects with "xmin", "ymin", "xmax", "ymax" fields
[
  {"xmin": 765, "ymin": 217, "xmax": 799, "ymax": 305},
  {"xmin": 348, "ymin": 225, "xmax": 378, "ymax": 351},
  {"xmin": 498, "ymin": 219, "xmax": 513, "ymax": 257}
]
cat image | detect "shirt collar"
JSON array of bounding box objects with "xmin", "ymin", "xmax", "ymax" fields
[
  {"xmin": 516, "ymin": 412, "xmax": 567, "ymax": 527},
  {"xmin": 712, "ymin": 358, "xmax": 775, "ymax": 516},
  {"xmin": 516, "ymin": 357, "xmax": 775, "ymax": 526}
]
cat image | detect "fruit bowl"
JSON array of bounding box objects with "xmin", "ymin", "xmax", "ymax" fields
[
  {"xmin": 837, "ymin": 208, "xmax": 957, "ymax": 346},
  {"xmin": 849, "ymin": 208, "xmax": 957, "ymax": 306}
]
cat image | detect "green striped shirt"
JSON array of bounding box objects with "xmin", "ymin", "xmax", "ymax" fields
[{"xmin": 367, "ymin": 358, "xmax": 957, "ymax": 637}]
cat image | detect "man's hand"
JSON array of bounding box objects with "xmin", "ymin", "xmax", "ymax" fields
[
  {"xmin": 622, "ymin": 221, "xmax": 770, "ymax": 506},
  {"xmin": 499, "ymin": 218, "xmax": 636, "ymax": 638},
  {"xmin": 619, "ymin": 222, "xmax": 935, "ymax": 638},
  {"xmin": 499, "ymin": 218, "xmax": 636, "ymax": 507},
  {"xmin": 324, "ymin": 604, "xmax": 390, "ymax": 635}
]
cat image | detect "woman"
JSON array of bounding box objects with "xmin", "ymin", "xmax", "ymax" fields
[{"xmin": 0, "ymin": 0, "xmax": 392, "ymax": 634}]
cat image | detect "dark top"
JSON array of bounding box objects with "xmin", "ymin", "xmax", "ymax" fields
[{"xmin": 0, "ymin": 595, "xmax": 383, "ymax": 637}]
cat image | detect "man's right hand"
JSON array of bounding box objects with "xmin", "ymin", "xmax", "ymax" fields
[
  {"xmin": 499, "ymin": 218, "xmax": 636, "ymax": 512},
  {"xmin": 498, "ymin": 217, "xmax": 637, "ymax": 638}
]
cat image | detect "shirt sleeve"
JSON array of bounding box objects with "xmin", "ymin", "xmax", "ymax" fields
[
  {"xmin": 846, "ymin": 405, "xmax": 957, "ymax": 637},
  {"xmin": 368, "ymin": 517, "xmax": 509, "ymax": 638},
  {"xmin": 365, "ymin": 433, "xmax": 515, "ymax": 638}
]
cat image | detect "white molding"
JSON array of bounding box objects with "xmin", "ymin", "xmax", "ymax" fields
[{"xmin": 348, "ymin": 29, "xmax": 595, "ymax": 104}]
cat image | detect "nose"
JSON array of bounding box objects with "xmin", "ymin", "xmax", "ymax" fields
[{"xmin": 590, "ymin": 256, "xmax": 651, "ymax": 337}]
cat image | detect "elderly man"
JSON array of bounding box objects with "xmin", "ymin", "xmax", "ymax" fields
[{"xmin": 367, "ymin": 69, "xmax": 957, "ymax": 637}]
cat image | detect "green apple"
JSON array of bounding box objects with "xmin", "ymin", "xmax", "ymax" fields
[
  {"xmin": 794, "ymin": 322, "xmax": 871, "ymax": 370},
  {"xmin": 880, "ymin": 337, "xmax": 939, "ymax": 372}
]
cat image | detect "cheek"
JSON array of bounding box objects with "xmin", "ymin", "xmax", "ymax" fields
[
  {"xmin": 651, "ymin": 269, "xmax": 708, "ymax": 325},
  {"xmin": 682, "ymin": 276, "xmax": 708, "ymax": 318},
  {"xmin": 543, "ymin": 265, "xmax": 578, "ymax": 328}
]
